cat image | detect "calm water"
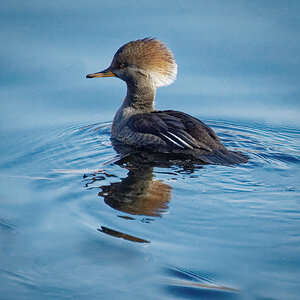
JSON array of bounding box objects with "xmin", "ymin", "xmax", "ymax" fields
[{"xmin": 1, "ymin": 1, "xmax": 300, "ymax": 299}]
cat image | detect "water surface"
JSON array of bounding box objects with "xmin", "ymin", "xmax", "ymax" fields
[{"xmin": 1, "ymin": 119, "xmax": 299, "ymax": 299}]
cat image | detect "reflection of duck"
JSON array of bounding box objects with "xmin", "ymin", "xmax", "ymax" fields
[
  {"xmin": 98, "ymin": 166, "xmax": 171, "ymax": 217},
  {"xmin": 87, "ymin": 38, "xmax": 248, "ymax": 165}
]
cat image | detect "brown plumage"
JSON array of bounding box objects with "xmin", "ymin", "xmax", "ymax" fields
[
  {"xmin": 86, "ymin": 38, "xmax": 248, "ymax": 165},
  {"xmin": 110, "ymin": 38, "xmax": 177, "ymax": 87}
]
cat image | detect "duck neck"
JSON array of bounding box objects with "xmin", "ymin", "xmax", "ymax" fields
[{"xmin": 123, "ymin": 80, "xmax": 156, "ymax": 112}]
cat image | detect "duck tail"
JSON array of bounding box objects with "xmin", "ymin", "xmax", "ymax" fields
[{"xmin": 194, "ymin": 149, "xmax": 248, "ymax": 165}]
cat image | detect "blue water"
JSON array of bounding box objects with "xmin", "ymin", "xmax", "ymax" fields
[{"xmin": 1, "ymin": 1, "xmax": 300, "ymax": 299}]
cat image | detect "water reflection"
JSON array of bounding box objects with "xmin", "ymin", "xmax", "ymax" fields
[
  {"xmin": 98, "ymin": 226, "xmax": 150, "ymax": 243},
  {"xmin": 84, "ymin": 149, "xmax": 202, "ymax": 244},
  {"xmin": 85, "ymin": 164, "xmax": 172, "ymax": 243},
  {"xmin": 99, "ymin": 166, "xmax": 171, "ymax": 217}
]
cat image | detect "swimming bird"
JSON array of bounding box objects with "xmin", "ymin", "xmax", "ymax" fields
[{"xmin": 86, "ymin": 38, "xmax": 247, "ymax": 165}]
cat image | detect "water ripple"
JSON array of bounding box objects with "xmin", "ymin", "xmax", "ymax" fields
[{"xmin": 1, "ymin": 119, "xmax": 299, "ymax": 299}]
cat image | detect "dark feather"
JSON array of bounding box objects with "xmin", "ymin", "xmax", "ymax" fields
[{"xmin": 127, "ymin": 110, "xmax": 222, "ymax": 151}]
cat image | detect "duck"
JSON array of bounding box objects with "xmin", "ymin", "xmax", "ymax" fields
[{"xmin": 86, "ymin": 38, "xmax": 248, "ymax": 165}]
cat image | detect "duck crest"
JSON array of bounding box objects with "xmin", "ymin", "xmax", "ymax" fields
[{"xmin": 114, "ymin": 38, "xmax": 177, "ymax": 87}]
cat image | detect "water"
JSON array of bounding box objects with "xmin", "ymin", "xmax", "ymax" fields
[
  {"xmin": 1, "ymin": 1, "xmax": 300, "ymax": 299},
  {"xmin": 1, "ymin": 120, "xmax": 299, "ymax": 299}
]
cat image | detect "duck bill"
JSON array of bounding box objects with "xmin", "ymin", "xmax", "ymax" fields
[{"xmin": 86, "ymin": 68, "xmax": 116, "ymax": 78}]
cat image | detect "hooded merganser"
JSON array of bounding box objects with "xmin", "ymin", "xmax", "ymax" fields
[{"xmin": 87, "ymin": 38, "xmax": 248, "ymax": 165}]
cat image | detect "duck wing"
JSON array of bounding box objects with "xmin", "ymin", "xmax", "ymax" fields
[
  {"xmin": 160, "ymin": 110, "xmax": 225, "ymax": 149},
  {"xmin": 126, "ymin": 110, "xmax": 222, "ymax": 152}
]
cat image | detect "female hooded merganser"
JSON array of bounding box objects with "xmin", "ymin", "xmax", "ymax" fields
[{"xmin": 87, "ymin": 38, "xmax": 248, "ymax": 165}]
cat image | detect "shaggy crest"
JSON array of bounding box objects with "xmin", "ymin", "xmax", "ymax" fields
[{"xmin": 113, "ymin": 38, "xmax": 177, "ymax": 87}]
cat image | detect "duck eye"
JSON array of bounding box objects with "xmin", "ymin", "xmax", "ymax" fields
[{"xmin": 119, "ymin": 63, "xmax": 125, "ymax": 69}]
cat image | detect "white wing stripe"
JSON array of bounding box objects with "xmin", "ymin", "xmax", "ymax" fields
[
  {"xmin": 167, "ymin": 132, "xmax": 194, "ymax": 149},
  {"xmin": 160, "ymin": 133, "xmax": 184, "ymax": 148}
]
